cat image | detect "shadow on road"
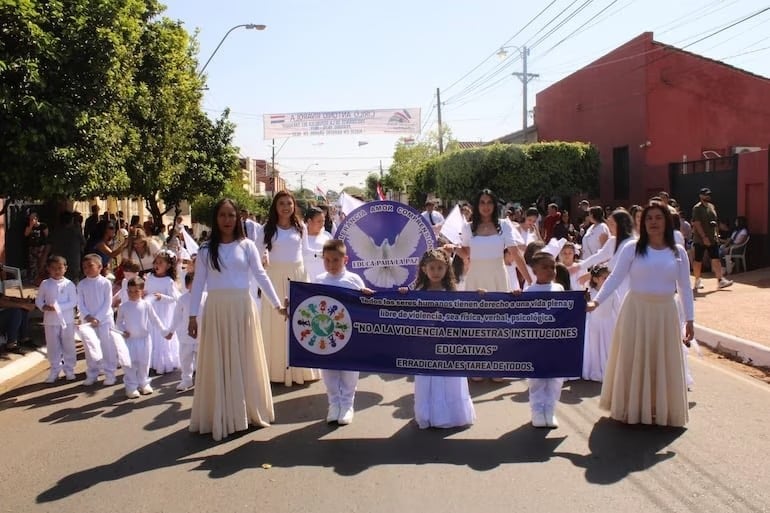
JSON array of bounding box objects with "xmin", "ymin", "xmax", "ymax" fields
[
  {"xmin": 555, "ymin": 417, "xmax": 686, "ymax": 484},
  {"xmin": 36, "ymin": 390, "xmax": 569, "ymax": 503}
]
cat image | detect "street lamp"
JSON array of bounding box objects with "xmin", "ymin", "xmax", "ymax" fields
[
  {"xmin": 496, "ymin": 45, "xmax": 539, "ymax": 132},
  {"xmin": 198, "ymin": 23, "xmax": 266, "ymax": 77}
]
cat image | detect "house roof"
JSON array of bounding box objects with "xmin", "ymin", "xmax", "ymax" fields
[
  {"xmin": 455, "ymin": 141, "xmax": 484, "ymax": 149},
  {"xmin": 651, "ymin": 38, "xmax": 770, "ymax": 83}
]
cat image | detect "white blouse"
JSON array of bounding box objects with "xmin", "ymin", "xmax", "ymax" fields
[
  {"xmin": 303, "ymin": 230, "xmax": 333, "ymax": 282},
  {"xmin": 581, "ymin": 222, "xmax": 610, "ymax": 258},
  {"xmin": 461, "ymin": 221, "xmax": 518, "ymax": 259},
  {"xmin": 257, "ymin": 226, "xmax": 304, "ymax": 264},
  {"xmin": 594, "ymin": 242, "xmax": 694, "ymax": 320},
  {"xmin": 190, "ymin": 239, "xmax": 281, "ymax": 314}
]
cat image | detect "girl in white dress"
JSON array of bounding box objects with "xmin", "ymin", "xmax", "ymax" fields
[
  {"xmin": 580, "ymin": 206, "xmax": 610, "ymax": 259},
  {"xmin": 188, "ymin": 198, "xmax": 286, "ymax": 441},
  {"xmin": 458, "ymin": 189, "xmax": 530, "ymax": 382},
  {"xmin": 258, "ymin": 191, "xmax": 320, "ymax": 386},
  {"xmin": 302, "ymin": 206, "xmax": 333, "ymax": 282},
  {"xmin": 402, "ymin": 249, "xmax": 475, "ymax": 429},
  {"xmin": 583, "ymin": 265, "xmax": 617, "ymax": 382},
  {"xmin": 588, "ymin": 203, "xmax": 694, "ymax": 427},
  {"xmin": 145, "ymin": 250, "xmax": 181, "ymax": 374}
]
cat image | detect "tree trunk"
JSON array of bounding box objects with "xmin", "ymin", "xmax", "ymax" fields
[{"xmin": 145, "ymin": 196, "xmax": 163, "ymax": 234}]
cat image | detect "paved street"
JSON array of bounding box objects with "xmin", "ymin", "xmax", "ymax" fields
[{"xmin": 1, "ymin": 355, "xmax": 769, "ymax": 513}]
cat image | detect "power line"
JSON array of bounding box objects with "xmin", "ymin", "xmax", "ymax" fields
[
  {"xmin": 528, "ymin": 0, "xmax": 597, "ymax": 51},
  {"xmin": 539, "ymin": 0, "xmax": 621, "ymax": 58},
  {"xmin": 442, "ymin": 0, "xmax": 559, "ymax": 93},
  {"xmin": 522, "ymin": 0, "xmax": 582, "ymax": 48}
]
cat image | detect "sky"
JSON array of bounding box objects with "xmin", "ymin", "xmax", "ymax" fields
[{"xmin": 162, "ymin": 0, "xmax": 770, "ymax": 192}]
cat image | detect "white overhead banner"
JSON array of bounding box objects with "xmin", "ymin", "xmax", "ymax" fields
[{"xmin": 263, "ymin": 108, "xmax": 421, "ymax": 139}]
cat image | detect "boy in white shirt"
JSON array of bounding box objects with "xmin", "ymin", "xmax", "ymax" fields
[
  {"xmin": 116, "ymin": 276, "xmax": 170, "ymax": 398},
  {"xmin": 170, "ymin": 272, "xmax": 205, "ymax": 392},
  {"xmin": 314, "ymin": 239, "xmax": 374, "ymax": 425},
  {"xmin": 524, "ymin": 251, "xmax": 566, "ymax": 429},
  {"xmin": 77, "ymin": 254, "xmax": 118, "ymax": 386},
  {"xmin": 112, "ymin": 259, "xmax": 141, "ymax": 308},
  {"xmin": 35, "ymin": 255, "xmax": 78, "ymax": 383}
]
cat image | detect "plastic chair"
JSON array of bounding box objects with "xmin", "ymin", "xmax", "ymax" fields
[
  {"xmin": 724, "ymin": 235, "xmax": 750, "ymax": 274},
  {"xmin": 0, "ymin": 264, "xmax": 24, "ymax": 297}
]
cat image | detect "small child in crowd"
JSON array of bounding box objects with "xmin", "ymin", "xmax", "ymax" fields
[
  {"xmin": 35, "ymin": 255, "xmax": 78, "ymax": 383},
  {"xmin": 77, "ymin": 254, "xmax": 118, "ymax": 386},
  {"xmin": 558, "ymin": 242, "xmax": 584, "ymax": 291},
  {"xmin": 113, "ymin": 259, "xmax": 141, "ymax": 307},
  {"xmin": 583, "ymin": 265, "xmax": 615, "ymax": 382},
  {"xmin": 400, "ymin": 249, "xmax": 476, "ymax": 429},
  {"xmin": 170, "ymin": 272, "xmax": 205, "ymax": 392},
  {"xmin": 116, "ymin": 276, "xmax": 171, "ymax": 398},
  {"xmin": 314, "ymin": 240, "xmax": 374, "ymax": 425},
  {"xmin": 524, "ymin": 251, "xmax": 565, "ymax": 428},
  {"xmin": 503, "ymin": 247, "xmax": 521, "ymax": 291},
  {"xmin": 145, "ymin": 250, "xmax": 180, "ymax": 375}
]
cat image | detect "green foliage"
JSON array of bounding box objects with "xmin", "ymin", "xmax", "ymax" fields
[
  {"xmin": 341, "ymin": 186, "xmax": 366, "ymax": 198},
  {"xmin": 365, "ymin": 173, "xmax": 380, "ymax": 200},
  {"xmin": 190, "ymin": 175, "xmax": 266, "ymax": 225},
  {"xmin": 411, "ymin": 142, "xmax": 600, "ymax": 204}
]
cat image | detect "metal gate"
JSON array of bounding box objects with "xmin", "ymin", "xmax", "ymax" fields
[{"xmin": 669, "ymin": 156, "xmax": 737, "ymax": 222}]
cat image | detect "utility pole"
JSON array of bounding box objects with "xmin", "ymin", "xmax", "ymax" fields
[
  {"xmin": 379, "ymin": 160, "xmax": 383, "ymax": 179},
  {"xmin": 271, "ymin": 138, "xmax": 276, "ymax": 195},
  {"xmin": 436, "ymin": 87, "xmax": 444, "ymax": 154},
  {"xmin": 511, "ymin": 46, "xmax": 539, "ymax": 132}
]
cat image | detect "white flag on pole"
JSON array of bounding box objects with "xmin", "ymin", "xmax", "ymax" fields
[
  {"xmin": 339, "ymin": 192, "xmax": 365, "ymax": 216},
  {"xmin": 439, "ymin": 205, "xmax": 465, "ymax": 245}
]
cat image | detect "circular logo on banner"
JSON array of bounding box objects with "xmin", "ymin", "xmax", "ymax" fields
[
  {"xmin": 292, "ymin": 296, "xmax": 353, "ymax": 355},
  {"xmin": 335, "ymin": 201, "xmax": 437, "ymax": 290}
]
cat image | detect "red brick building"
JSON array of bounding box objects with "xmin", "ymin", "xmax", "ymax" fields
[{"xmin": 535, "ymin": 32, "xmax": 770, "ymax": 266}]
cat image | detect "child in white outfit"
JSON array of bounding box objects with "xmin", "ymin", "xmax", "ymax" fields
[
  {"xmin": 35, "ymin": 255, "xmax": 78, "ymax": 383},
  {"xmin": 524, "ymin": 251, "xmax": 566, "ymax": 428},
  {"xmin": 77, "ymin": 254, "xmax": 118, "ymax": 386},
  {"xmin": 400, "ymin": 249, "xmax": 476, "ymax": 429},
  {"xmin": 171, "ymin": 272, "xmax": 205, "ymax": 391},
  {"xmin": 583, "ymin": 265, "xmax": 617, "ymax": 382},
  {"xmin": 116, "ymin": 276, "xmax": 170, "ymax": 398},
  {"xmin": 314, "ymin": 240, "xmax": 374, "ymax": 425}
]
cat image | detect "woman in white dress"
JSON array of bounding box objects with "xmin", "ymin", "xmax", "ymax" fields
[
  {"xmin": 587, "ymin": 203, "xmax": 694, "ymax": 427},
  {"xmin": 458, "ymin": 189, "xmax": 530, "ymax": 382},
  {"xmin": 258, "ymin": 191, "xmax": 321, "ymax": 386},
  {"xmin": 302, "ymin": 206, "xmax": 333, "ymax": 282},
  {"xmin": 580, "ymin": 206, "xmax": 610, "ymax": 259},
  {"xmin": 188, "ymin": 198, "xmax": 285, "ymax": 441}
]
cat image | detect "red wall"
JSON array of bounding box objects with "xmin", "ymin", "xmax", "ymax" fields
[
  {"xmin": 536, "ymin": 32, "xmax": 770, "ymax": 208},
  {"xmin": 536, "ymin": 33, "xmax": 650, "ymax": 206}
]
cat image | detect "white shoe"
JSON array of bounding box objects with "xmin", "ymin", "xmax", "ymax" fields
[
  {"xmin": 326, "ymin": 404, "xmax": 341, "ymax": 423},
  {"xmin": 338, "ymin": 407, "xmax": 355, "ymax": 425},
  {"xmin": 544, "ymin": 408, "xmax": 559, "ymax": 428},
  {"xmin": 531, "ymin": 409, "xmax": 547, "ymax": 428},
  {"xmin": 126, "ymin": 389, "xmax": 140, "ymax": 399},
  {"xmin": 718, "ymin": 278, "xmax": 733, "ymax": 289},
  {"xmin": 83, "ymin": 377, "xmax": 97, "ymax": 386},
  {"xmin": 693, "ymin": 278, "xmax": 703, "ymax": 289},
  {"xmin": 139, "ymin": 384, "xmax": 153, "ymax": 395},
  {"xmin": 103, "ymin": 376, "xmax": 116, "ymax": 386},
  {"xmin": 176, "ymin": 381, "xmax": 192, "ymax": 392},
  {"xmin": 45, "ymin": 373, "xmax": 58, "ymax": 384}
]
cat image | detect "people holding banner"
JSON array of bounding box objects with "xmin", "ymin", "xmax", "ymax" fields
[
  {"xmin": 188, "ymin": 198, "xmax": 286, "ymax": 441},
  {"xmin": 258, "ymin": 191, "xmax": 321, "ymax": 386},
  {"xmin": 587, "ymin": 202, "xmax": 694, "ymax": 427},
  {"xmin": 525, "ymin": 251, "xmax": 567, "ymax": 428},
  {"xmin": 400, "ymin": 249, "xmax": 476, "ymax": 429},
  {"xmin": 458, "ymin": 189, "xmax": 530, "ymax": 382},
  {"xmin": 315, "ymin": 239, "xmax": 374, "ymax": 425}
]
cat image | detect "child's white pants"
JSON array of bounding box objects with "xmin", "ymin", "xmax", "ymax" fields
[
  {"xmin": 44, "ymin": 324, "xmax": 76, "ymax": 375},
  {"xmin": 322, "ymin": 370, "xmax": 359, "ymax": 409},
  {"xmin": 124, "ymin": 336, "xmax": 151, "ymax": 391},
  {"xmin": 179, "ymin": 342, "xmax": 197, "ymax": 385},
  {"xmin": 528, "ymin": 377, "xmax": 564, "ymax": 411}
]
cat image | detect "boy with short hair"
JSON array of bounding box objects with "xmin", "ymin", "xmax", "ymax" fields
[
  {"xmin": 116, "ymin": 276, "xmax": 171, "ymax": 398},
  {"xmin": 35, "ymin": 255, "xmax": 78, "ymax": 382},
  {"xmin": 524, "ymin": 251, "xmax": 566, "ymax": 429},
  {"xmin": 113, "ymin": 259, "xmax": 141, "ymax": 307},
  {"xmin": 77, "ymin": 254, "xmax": 118, "ymax": 385},
  {"xmin": 315, "ymin": 239, "xmax": 374, "ymax": 425}
]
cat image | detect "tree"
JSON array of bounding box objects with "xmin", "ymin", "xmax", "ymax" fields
[
  {"xmin": 162, "ymin": 109, "xmax": 240, "ymax": 218},
  {"xmin": 365, "ymin": 173, "xmax": 380, "ymax": 200},
  {"xmin": 341, "ymin": 186, "xmax": 366, "ymax": 199},
  {"xmin": 0, "ymin": 0, "xmax": 161, "ymax": 206},
  {"xmin": 190, "ymin": 175, "xmax": 266, "ymax": 226},
  {"xmin": 124, "ymin": 17, "xmax": 203, "ymax": 228}
]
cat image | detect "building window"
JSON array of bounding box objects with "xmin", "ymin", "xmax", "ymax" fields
[{"xmin": 613, "ymin": 146, "xmax": 630, "ymax": 201}]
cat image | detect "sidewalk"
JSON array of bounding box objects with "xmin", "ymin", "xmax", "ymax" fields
[{"xmin": 3, "ymin": 269, "xmax": 770, "ymax": 395}]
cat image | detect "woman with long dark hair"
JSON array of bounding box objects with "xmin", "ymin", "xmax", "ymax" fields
[
  {"xmin": 258, "ymin": 190, "xmax": 320, "ymax": 386},
  {"xmin": 187, "ymin": 198, "xmax": 285, "ymax": 441},
  {"xmin": 86, "ymin": 219, "xmax": 128, "ymax": 277},
  {"xmin": 587, "ymin": 203, "xmax": 694, "ymax": 426},
  {"xmin": 581, "ymin": 206, "xmax": 610, "ymax": 259}
]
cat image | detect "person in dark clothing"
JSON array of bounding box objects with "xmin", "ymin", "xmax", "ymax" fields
[{"xmin": 49, "ymin": 211, "xmax": 86, "ymax": 283}]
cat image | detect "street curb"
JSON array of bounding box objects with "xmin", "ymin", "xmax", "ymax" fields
[
  {"xmin": 0, "ymin": 347, "xmax": 48, "ymax": 397},
  {"xmin": 695, "ymin": 324, "xmax": 770, "ymax": 368}
]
